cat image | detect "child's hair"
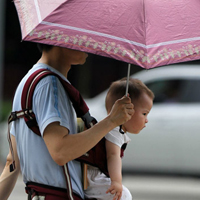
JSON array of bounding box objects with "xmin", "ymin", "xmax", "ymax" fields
[{"xmin": 105, "ymin": 78, "xmax": 154, "ymax": 112}]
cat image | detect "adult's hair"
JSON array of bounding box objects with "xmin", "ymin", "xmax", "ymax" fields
[
  {"xmin": 37, "ymin": 43, "xmax": 53, "ymax": 53},
  {"xmin": 105, "ymin": 78, "xmax": 154, "ymax": 112}
]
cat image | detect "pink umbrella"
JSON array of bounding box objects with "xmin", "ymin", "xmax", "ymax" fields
[{"xmin": 14, "ymin": 0, "xmax": 200, "ymax": 69}]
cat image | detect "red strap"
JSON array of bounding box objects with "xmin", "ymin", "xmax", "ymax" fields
[
  {"xmin": 26, "ymin": 182, "xmax": 84, "ymax": 200},
  {"xmin": 20, "ymin": 69, "xmax": 90, "ymax": 136},
  {"xmin": 21, "ymin": 69, "xmax": 89, "ymax": 118},
  {"xmin": 21, "ymin": 69, "xmax": 51, "ymax": 109}
]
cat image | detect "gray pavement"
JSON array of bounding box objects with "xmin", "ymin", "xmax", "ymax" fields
[
  {"xmin": 7, "ymin": 175, "xmax": 26, "ymax": 200},
  {"xmin": 7, "ymin": 174, "xmax": 200, "ymax": 200},
  {"xmin": 123, "ymin": 175, "xmax": 200, "ymax": 200}
]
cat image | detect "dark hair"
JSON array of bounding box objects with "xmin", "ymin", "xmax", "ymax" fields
[
  {"xmin": 37, "ymin": 43, "xmax": 53, "ymax": 53},
  {"xmin": 105, "ymin": 77, "xmax": 154, "ymax": 112}
]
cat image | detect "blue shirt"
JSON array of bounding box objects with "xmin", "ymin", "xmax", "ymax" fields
[{"xmin": 11, "ymin": 63, "xmax": 84, "ymax": 198}]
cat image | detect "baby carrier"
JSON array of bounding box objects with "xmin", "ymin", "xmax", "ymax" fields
[
  {"xmin": 8, "ymin": 68, "xmax": 108, "ymax": 174},
  {"xmin": 8, "ymin": 68, "xmax": 127, "ymax": 200}
]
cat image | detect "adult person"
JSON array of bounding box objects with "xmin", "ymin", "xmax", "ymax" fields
[{"xmin": 0, "ymin": 44, "xmax": 134, "ymax": 200}]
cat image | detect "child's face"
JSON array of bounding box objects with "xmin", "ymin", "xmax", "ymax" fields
[{"xmin": 122, "ymin": 92, "xmax": 153, "ymax": 134}]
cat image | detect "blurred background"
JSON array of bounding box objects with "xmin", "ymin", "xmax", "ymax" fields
[{"xmin": 1, "ymin": 1, "xmax": 200, "ymax": 200}]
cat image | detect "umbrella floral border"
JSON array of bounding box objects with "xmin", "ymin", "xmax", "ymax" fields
[{"xmin": 27, "ymin": 27, "xmax": 200, "ymax": 69}]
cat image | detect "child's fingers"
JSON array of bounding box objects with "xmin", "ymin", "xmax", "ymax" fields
[
  {"xmin": 106, "ymin": 188, "xmax": 121, "ymax": 200},
  {"xmin": 106, "ymin": 185, "xmax": 114, "ymax": 193},
  {"xmin": 106, "ymin": 185, "xmax": 122, "ymax": 200},
  {"xmin": 113, "ymin": 191, "xmax": 122, "ymax": 200},
  {"xmin": 106, "ymin": 188, "xmax": 115, "ymax": 194}
]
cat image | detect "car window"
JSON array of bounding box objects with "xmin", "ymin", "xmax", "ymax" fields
[{"xmin": 146, "ymin": 79, "xmax": 200, "ymax": 103}]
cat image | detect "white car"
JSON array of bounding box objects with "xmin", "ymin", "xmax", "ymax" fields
[{"xmin": 86, "ymin": 64, "xmax": 200, "ymax": 175}]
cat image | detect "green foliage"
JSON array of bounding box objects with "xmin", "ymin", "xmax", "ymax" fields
[{"xmin": 0, "ymin": 100, "xmax": 12, "ymax": 122}]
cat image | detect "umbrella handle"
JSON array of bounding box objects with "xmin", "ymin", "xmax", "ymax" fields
[{"xmin": 125, "ymin": 63, "xmax": 131, "ymax": 96}]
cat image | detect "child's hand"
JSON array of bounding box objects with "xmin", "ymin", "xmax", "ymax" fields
[{"xmin": 106, "ymin": 181, "xmax": 122, "ymax": 200}]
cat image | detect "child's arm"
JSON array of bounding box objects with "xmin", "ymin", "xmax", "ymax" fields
[{"xmin": 106, "ymin": 140, "xmax": 122, "ymax": 200}]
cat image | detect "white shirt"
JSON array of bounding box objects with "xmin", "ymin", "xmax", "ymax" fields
[{"xmin": 105, "ymin": 127, "xmax": 131, "ymax": 148}]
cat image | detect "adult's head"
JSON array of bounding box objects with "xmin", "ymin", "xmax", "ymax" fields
[{"xmin": 36, "ymin": 44, "xmax": 88, "ymax": 77}]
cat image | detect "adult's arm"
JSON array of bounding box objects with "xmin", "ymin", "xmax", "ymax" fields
[
  {"xmin": 43, "ymin": 96, "xmax": 134, "ymax": 166},
  {"xmin": 0, "ymin": 135, "xmax": 20, "ymax": 200}
]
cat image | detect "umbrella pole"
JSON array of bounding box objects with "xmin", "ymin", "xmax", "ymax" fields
[
  {"xmin": 119, "ymin": 63, "xmax": 131, "ymax": 134},
  {"xmin": 125, "ymin": 63, "xmax": 131, "ymax": 96}
]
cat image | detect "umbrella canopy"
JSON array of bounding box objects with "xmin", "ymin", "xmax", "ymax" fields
[{"xmin": 14, "ymin": 0, "xmax": 200, "ymax": 69}]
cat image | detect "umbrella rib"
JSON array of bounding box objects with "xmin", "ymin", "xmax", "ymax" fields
[
  {"xmin": 143, "ymin": 0, "xmax": 147, "ymax": 47},
  {"xmin": 34, "ymin": 0, "xmax": 42, "ymax": 22}
]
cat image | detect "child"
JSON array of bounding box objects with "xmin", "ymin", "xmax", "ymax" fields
[{"xmin": 84, "ymin": 77, "xmax": 154, "ymax": 200}]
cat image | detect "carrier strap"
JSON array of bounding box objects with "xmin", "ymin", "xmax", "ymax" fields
[
  {"xmin": 26, "ymin": 182, "xmax": 96, "ymax": 200},
  {"xmin": 8, "ymin": 69, "xmax": 96, "ymax": 133},
  {"xmin": 20, "ymin": 69, "xmax": 93, "ymax": 135},
  {"xmin": 26, "ymin": 181, "xmax": 83, "ymax": 200},
  {"xmin": 21, "ymin": 69, "xmax": 89, "ymax": 117}
]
